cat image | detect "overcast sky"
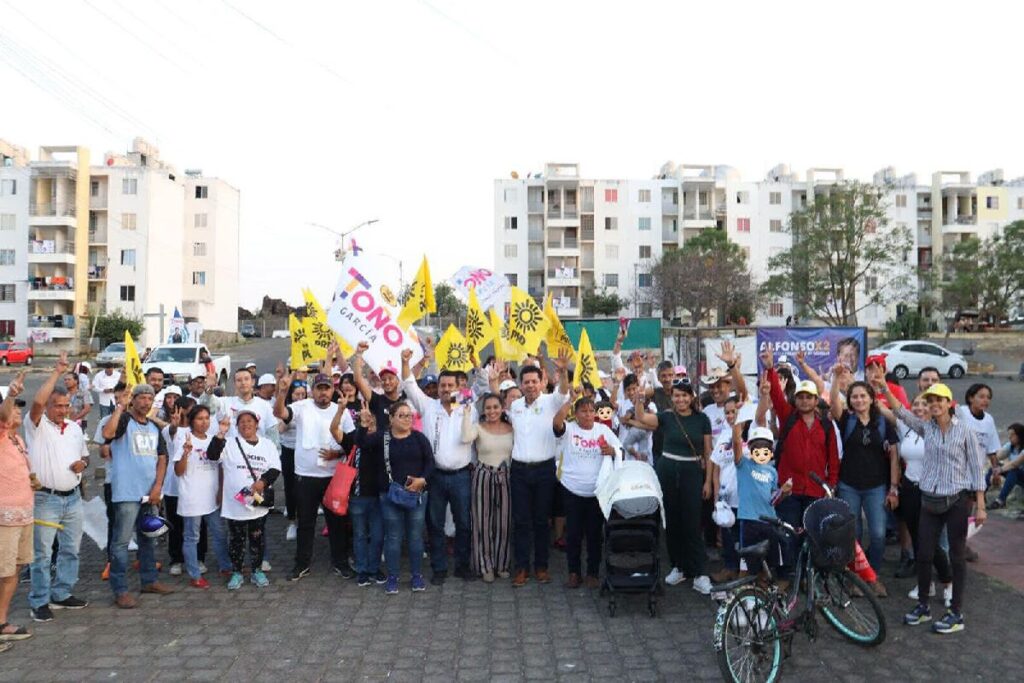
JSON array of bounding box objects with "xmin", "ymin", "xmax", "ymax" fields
[{"xmin": 2, "ymin": 0, "xmax": 1021, "ymax": 309}]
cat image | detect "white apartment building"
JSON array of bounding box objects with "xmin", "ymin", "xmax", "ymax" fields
[
  {"xmin": 0, "ymin": 141, "xmax": 31, "ymax": 341},
  {"xmin": 494, "ymin": 163, "xmax": 1024, "ymax": 328},
  {"xmin": 0, "ymin": 137, "xmax": 240, "ymax": 354},
  {"xmin": 181, "ymin": 173, "xmax": 240, "ymax": 336}
]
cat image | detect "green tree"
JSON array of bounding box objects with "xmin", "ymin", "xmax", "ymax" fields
[
  {"xmin": 942, "ymin": 220, "xmax": 1024, "ymax": 322},
  {"xmin": 882, "ymin": 310, "xmax": 929, "ymax": 342},
  {"xmin": 762, "ymin": 182, "xmax": 913, "ymax": 326},
  {"xmin": 91, "ymin": 310, "xmax": 144, "ymax": 346},
  {"xmin": 582, "ymin": 288, "xmax": 628, "ymax": 317},
  {"xmin": 646, "ymin": 229, "xmax": 758, "ymax": 325}
]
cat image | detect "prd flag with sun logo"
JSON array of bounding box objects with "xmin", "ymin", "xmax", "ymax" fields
[
  {"xmin": 572, "ymin": 327, "xmax": 600, "ymax": 389},
  {"xmin": 507, "ymin": 286, "xmax": 550, "ymax": 354},
  {"xmin": 435, "ymin": 324, "xmax": 474, "ymax": 372},
  {"xmin": 289, "ymin": 313, "xmax": 315, "ymax": 369},
  {"xmin": 123, "ymin": 330, "xmax": 144, "ymax": 388},
  {"xmin": 543, "ymin": 293, "xmax": 576, "ymax": 363},
  {"xmin": 302, "ymin": 288, "xmax": 353, "ymax": 360},
  {"xmin": 490, "ymin": 309, "xmax": 526, "ymax": 361},
  {"xmin": 397, "ymin": 256, "xmax": 436, "ymax": 330},
  {"xmin": 464, "ymin": 286, "xmax": 496, "ymax": 363}
]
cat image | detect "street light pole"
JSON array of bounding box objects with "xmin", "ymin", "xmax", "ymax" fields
[{"xmin": 307, "ymin": 219, "xmax": 379, "ymax": 261}]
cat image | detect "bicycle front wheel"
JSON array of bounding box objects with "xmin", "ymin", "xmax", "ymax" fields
[
  {"xmin": 817, "ymin": 569, "xmax": 886, "ymax": 646},
  {"xmin": 714, "ymin": 587, "xmax": 782, "ymax": 683}
]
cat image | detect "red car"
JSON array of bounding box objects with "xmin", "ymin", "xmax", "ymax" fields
[{"xmin": 0, "ymin": 342, "xmax": 33, "ymax": 366}]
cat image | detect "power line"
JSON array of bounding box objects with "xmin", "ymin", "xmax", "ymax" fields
[{"xmin": 82, "ymin": 0, "xmax": 189, "ymax": 75}]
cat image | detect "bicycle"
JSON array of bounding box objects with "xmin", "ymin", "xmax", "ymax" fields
[{"xmin": 712, "ymin": 473, "xmax": 886, "ymax": 683}]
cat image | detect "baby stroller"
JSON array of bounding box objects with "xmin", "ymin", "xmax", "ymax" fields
[{"xmin": 596, "ymin": 456, "xmax": 665, "ymax": 617}]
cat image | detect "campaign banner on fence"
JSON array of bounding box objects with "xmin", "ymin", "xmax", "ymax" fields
[
  {"xmin": 327, "ymin": 251, "xmax": 424, "ymax": 375},
  {"xmin": 755, "ymin": 327, "xmax": 867, "ymax": 380},
  {"xmin": 449, "ymin": 266, "xmax": 510, "ymax": 312}
]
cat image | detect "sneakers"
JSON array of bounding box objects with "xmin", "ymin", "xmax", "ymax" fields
[
  {"xmin": 692, "ymin": 575, "xmax": 712, "ymax": 595},
  {"xmin": 943, "ymin": 583, "xmax": 953, "ymax": 607},
  {"xmin": 169, "ymin": 563, "xmax": 183, "ymax": 576},
  {"xmin": 988, "ymin": 498, "xmax": 1005, "ymax": 510},
  {"xmin": 227, "ymin": 573, "xmax": 244, "ymax": 590},
  {"xmin": 665, "ymin": 567, "xmax": 685, "ymax": 586},
  {"xmin": 332, "ymin": 566, "xmax": 354, "ymax": 579},
  {"xmin": 512, "ymin": 569, "xmax": 529, "ymax": 587},
  {"xmin": 411, "ymin": 574, "xmax": 427, "ymax": 592},
  {"xmin": 373, "ymin": 572, "xmax": 387, "ymax": 585},
  {"xmin": 357, "ymin": 574, "xmax": 373, "ymax": 587},
  {"xmin": 908, "ymin": 583, "xmax": 936, "ymax": 600},
  {"xmin": 189, "ymin": 577, "xmax": 210, "ymax": 589},
  {"xmin": 482, "ymin": 570, "xmax": 495, "ymax": 583},
  {"xmin": 128, "ymin": 538, "xmax": 138, "ymax": 552},
  {"xmin": 932, "ymin": 610, "xmax": 965, "ymax": 634},
  {"xmin": 904, "ymin": 603, "xmax": 932, "ymax": 626},
  {"xmin": 251, "ymin": 570, "xmax": 270, "ymax": 588},
  {"xmin": 289, "ymin": 566, "xmax": 310, "ymax": 582},
  {"xmin": 50, "ymin": 596, "xmax": 88, "ymax": 610},
  {"xmin": 261, "ymin": 560, "xmax": 272, "ymax": 572},
  {"xmin": 199, "ymin": 562, "xmax": 207, "ymax": 575},
  {"xmin": 286, "ymin": 523, "xmax": 297, "ymax": 541},
  {"xmin": 384, "ymin": 575, "xmax": 399, "ymax": 595},
  {"xmin": 29, "ymin": 605, "xmax": 54, "ymax": 623}
]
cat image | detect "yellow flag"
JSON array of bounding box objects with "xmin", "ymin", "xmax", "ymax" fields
[
  {"xmin": 435, "ymin": 324, "xmax": 474, "ymax": 373},
  {"xmin": 544, "ymin": 293, "xmax": 576, "ymax": 363},
  {"xmin": 302, "ymin": 288, "xmax": 353, "ymax": 360},
  {"xmin": 507, "ymin": 286, "xmax": 550, "ymax": 355},
  {"xmin": 491, "ymin": 309, "xmax": 526, "ymax": 362},
  {"xmin": 397, "ymin": 256, "xmax": 436, "ymax": 330},
  {"xmin": 289, "ymin": 313, "xmax": 314, "ymax": 369},
  {"xmin": 573, "ymin": 328, "xmax": 600, "ymax": 389},
  {"xmin": 464, "ymin": 287, "xmax": 496, "ymax": 363},
  {"xmin": 123, "ymin": 330, "xmax": 144, "ymax": 388}
]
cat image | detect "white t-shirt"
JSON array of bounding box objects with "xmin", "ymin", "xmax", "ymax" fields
[
  {"xmin": 290, "ymin": 399, "xmax": 354, "ymax": 478},
  {"xmin": 220, "ymin": 436, "xmax": 281, "ymax": 521},
  {"xmin": 897, "ymin": 420, "xmax": 926, "ymax": 484},
  {"xmin": 507, "ymin": 390, "xmax": 569, "ymax": 463},
  {"xmin": 703, "ymin": 403, "xmax": 729, "ymax": 444},
  {"xmin": 23, "ymin": 413, "xmax": 88, "ymax": 492},
  {"xmin": 618, "ymin": 400, "xmax": 656, "ymax": 464},
  {"xmin": 160, "ymin": 426, "xmax": 183, "ymax": 497},
  {"xmin": 173, "ymin": 432, "xmax": 221, "ymax": 518},
  {"xmin": 710, "ymin": 429, "xmax": 747, "ymax": 509},
  {"xmin": 92, "ymin": 370, "xmax": 121, "ymax": 408},
  {"xmin": 219, "ymin": 395, "xmax": 279, "ymax": 440},
  {"xmin": 557, "ymin": 421, "xmax": 622, "ymax": 497},
  {"xmin": 955, "ymin": 406, "xmax": 1001, "ymax": 456}
]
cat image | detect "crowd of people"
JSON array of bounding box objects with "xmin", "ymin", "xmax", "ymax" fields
[{"xmin": 0, "ymin": 329, "xmax": 1012, "ymax": 650}]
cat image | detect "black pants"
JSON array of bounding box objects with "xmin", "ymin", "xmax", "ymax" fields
[
  {"xmin": 510, "ymin": 460, "xmax": 556, "ymax": 572},
  {"xmin": 898, "ymin": 477, "xmax": 952, "ymax": 582},
  {"xmin": 562, "ymin": 485, "xmax": 604, "ymax": 577},
  {"xmin": 104, "ymin": 483, "xmax": 115, "ymax": 561},
  {"xmin": 227, "ymin": 517, "xmax": 266, "ymax": 572},
  {"xmin": 163, "ymin": 495, "xmax": 206, "ymax": 564},
  {"xmin": 917, "ymin": 491, "xmax": 971, "ymax": 613},
  {"xmin": 294, "ymin": 474, "xmax": 350, "ymax": 571},
  {"xmin": 281, "ymin": 446, "xmax": 297, "ymax": 520}
]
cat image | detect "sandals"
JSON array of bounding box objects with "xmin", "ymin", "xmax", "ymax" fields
[{"xmin": 0, "ymin": 623, "xmax": 32, "ymax": 641}]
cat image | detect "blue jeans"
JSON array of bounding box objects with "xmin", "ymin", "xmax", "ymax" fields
[
  {"xmin": 183, "ymin": 509, "xmax": 231, "ymax": 579},
  {"xmin": 29, "ymin": 490, "xmax": 83, "ymax": 609},
  {"xmin": 110, "ymin": 501, "xmax": 158, "ymax": 596},
  {"xmin": 427, "ymin": 468, "xmax": 472, "ymax": 574},
  {"xmin": 997, "ymin": 468, "xmax": 1024, "ymax": 503},
  {"xmin": 380, "ymin": 491, "xmax": 429, "ymax": 578},
  {"xmin": 838, "ymin": 482, "xmax": 888, "ymax": 572},
  {"xmin": 510, "ymin": 460, "xmax": 556, "ymax": 572},
  {"xmin": 350, "ymin": 496, "xmax": 384, "ymax": 575},
  {"xmin": 776, "ymin": 493, "xmax": 817, "ymax": 578}
]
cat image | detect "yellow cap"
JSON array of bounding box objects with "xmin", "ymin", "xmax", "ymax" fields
[
  {"xmin": 794, "ymin": 380, "xmax": 819, "ymax": 397},
  {"xmin": 922, "ymin": 383, "xmax": 953, "ymax": 401}
]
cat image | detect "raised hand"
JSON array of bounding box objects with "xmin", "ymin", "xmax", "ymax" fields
[
  {"xmin": 717, "ymin": 340, "xmax": 737, "ymax": 366},
  {"xmin": 356, "ymin": 341, "xmax": 369, "ymax": 356},
  {"xmin": 218, "ymin": 414, "xmax": 232, "ymax": 437},
  {"xmin": 759, "ymin": 371, "xmax": 771, "ymax": 400},
  {"xmin": 5, "ymin": 370, "xmax": 26, "ymax": 399},
  {"xmin": 182, "ymin": 432, "xmax": 193, "ymax": 457},
  {"xmin": 55, "ymin": 350, "xmax": 69, "ymax": 375},
  {"xmin": 613, "ymin": 367, "xmax": 626, "ymax": 382},
  {"xmin": 401, "ymin": 348, "xmax": 413, "ymax": 363},
  {"xmin": 795, "ymin": 350, "xmax": 806, "ymax": 366},
  {"xmin": 759, "ymin": 349, "xmax": 773, "ymax": 369},
  {"xmin": 554, "ymin": 347, "xmax": 570, "ymax": 371}
]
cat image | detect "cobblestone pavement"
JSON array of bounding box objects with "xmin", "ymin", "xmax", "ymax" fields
[{"xmin": 4, "ymin": 509, "xmax": 1024, "ymax": 682}]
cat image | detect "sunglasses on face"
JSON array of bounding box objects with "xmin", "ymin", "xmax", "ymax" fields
[{"xmin": 672, "ymin": 378, "xmax": 691, "ymax": 388}]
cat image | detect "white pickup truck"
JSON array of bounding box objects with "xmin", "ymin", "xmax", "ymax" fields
[{"xmin": 141, "ymin": 343, "xmax": 231, "ymax": 390}]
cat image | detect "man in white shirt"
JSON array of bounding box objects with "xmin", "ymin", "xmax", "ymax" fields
[
  {"xmin": 92, "ymin": 362, "xmax": 121, "ymax": 418},
  {"xmin": 23, "ymin": 352, "xmax": 90, "ymax": 622},
  {"xmin": 401, "ymin": 350, "xmax": 477, "ymax": 584},
  {"xmin": 491, "ymin": 350, "xmax": 570, "ymax": 587},
  {"xmin": 220, "ymin": 368, "xmax": 278, "ymax": 440}
]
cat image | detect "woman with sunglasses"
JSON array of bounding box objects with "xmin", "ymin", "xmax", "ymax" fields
[
  {"xmin": 830, "ymin": 366, "xmax": 901, "ymax": 596},
  {"xmin": 634, "ymin": 378, "xmax": 713, "ymax": 595}
]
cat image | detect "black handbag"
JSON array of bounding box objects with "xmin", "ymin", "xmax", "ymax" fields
[
  {"xmin": 235, "ymin": 437, "xmax": 276, "ymax": 508},
  {"xmin": 383, "ymin": 431, "xmax": 421, "ymax": 510},
  {"xmin": 920, "ymin": 491, "xmax": 960, "ymax": 516}
]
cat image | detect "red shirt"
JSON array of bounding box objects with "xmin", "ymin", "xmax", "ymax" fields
[{"xmin": 768, "ymin": 368, "xmax": 840, "ymax": 498}]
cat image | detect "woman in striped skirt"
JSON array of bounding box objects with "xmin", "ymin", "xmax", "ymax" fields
[{"xmin": 461, "ymin": 393, "xmax": 513, "ymax": 582}]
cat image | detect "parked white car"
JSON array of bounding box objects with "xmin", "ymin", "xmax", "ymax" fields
[{"xmin": 869, "ymin": 340, "xmax": 967, "ymax": 379}]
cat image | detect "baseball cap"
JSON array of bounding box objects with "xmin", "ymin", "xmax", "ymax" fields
[
  {"xmin": 257, "ymin": 373, "xmax": 276, "ymax": 387},
  {"xmin": 312, "ymin": 373, "xmax": 333, "ymax": 388},
  {"xmin": 163, "ymin": 385, "xmax": 182, "ymax": 397},
  {"xmin": 131, "ymin": 384, "xmax": 155, "ymax": 397},
  {"xmin": 244, "ymin": 362, "xmax": 257, "ymax": 369},
  {"xmin": 922, "ymin": 383, "xmax": 953, "ymax": 401},
  {"xmin": 865, "ymin": 353, "xmax": 887, "ymax": 370},
  {"xmin": 673, "ymin": 364, "xmax": 687, "ymax": 376},
  {"xmin": 189, "ymin": 370, "xmax": 206, "ymax": 381},
  {"xmin": 794, "ymin": 380, "xmax": 819, "ymax": 397},
  {"xmin": 420, "ymin": 374, "xmax": 438, "ymax": 388},
  {"xmin": 498, "ymin": 379, "xmax": 517, "ymax": 392},
  {"xmin": 747, "ymin": 426, "xmax": 775, "ymax": 447},
  {"xmin": 235, "ymin": 407, "xmax": 261, "ymax": 422}
]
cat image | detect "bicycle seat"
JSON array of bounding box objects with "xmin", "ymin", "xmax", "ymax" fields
[{"xmin": 737, "ymin": 540, "xmax": 770, "ymax": 567}]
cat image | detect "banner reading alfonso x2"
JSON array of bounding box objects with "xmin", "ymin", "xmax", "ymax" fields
[{"xmin": 756, "ymin": 327, "xmax": 867, "ymax": 380}]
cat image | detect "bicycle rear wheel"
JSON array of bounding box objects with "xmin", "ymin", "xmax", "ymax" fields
[
  {"xmin": 817, "ymin": 569, "xmax": 886, "ymax": 646},
  {"xmin": 714, "ymin": 587, "xmax": 782, "ymax": 683}
]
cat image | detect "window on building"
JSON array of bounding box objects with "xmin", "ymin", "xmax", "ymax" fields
[
  {"xmin": 503, "ymin": 244, "xmax": 518, "ymax": 258},
  {"xmin": 1, "ymin": 179, "xmax": 17, "ymax": 195},
  {"xmin": 769, "ymin": 191, "xmax": 782, "ymax": 205},
  {"xmin": 605, "ymin": 244, "xmax": 619, "ymax": 259},
  {"xmin": 604, "ymin": 217, "xmax": 618, "ymax": 230},
  {"xmin": 638, "ymin": 189, "xmax": 651, "ymax": 203},
  {"xmin": 122, "ymin": 177, "xmax": 137, "ymax": 195},
  {"xmin": 121, "ymin": 213, "xmax": 137, "ymax": 230},
  {"xmin": 769, "ymin": 302, "xmax": 784, "ymax": 317},
  {"xmin": 0, "ymin": 320, "xmax": 14, "ymax": 337},
  {"xmin": 0, "ymin": 213, "xmax": 14, "ymax": 230},
  {"xmin": 120, "ymin": 249, "xmax": 136, "ymax": 266},
  {"xmin": 194, "ymin": 213, "xmax": 208, "ymax": 228},
  {"xmin": 638, "ymin": 216, "xmax": 651, "ymax": 231},
  {"xmin": 1018, "ymin": 197, "xmax": 1024, "ymax": 210},
  {"xmin": 986, "ymin": 196, "xmax": 999, "ymax": 210},
  {"xmin": 865, "ymin": 276, "xmax": 878, "ymax": 292},
  {"xmin": 638, "ymin": 273, "xmax": 653, "ymax": 288},
  {"xmin": 119, "ymin": 285, "xmax": 135, "ymax": 302},
  {"xmin": 193, "ymin": 242, "xmax": 207, "ymax": 257},
  {"xmin": 90, "ymin": 180, "xmax": 100, "ymax": 197},
  {"xmin": 503, "ymin": 188, "xmax": 518, "ymax": 203},
  {"xmin": 0, "ymin": 284, "xmax": 14, "ymax": 302},
  {"xmin": 505, "ymin": 273, "xmax": 518, "ymax": 286},
  {"xmin": 639, "ymin": 303, "xmax": 653, "ymax": 317},
  {"xmin": 504, "ymin": 216, "xmax": 518, "ymax": 230},
  {"xmin": 0, "ymin": 249, "xmax": 14, "ymax": 265},
  {"xmin": 895, "ymin": 194, "xmax": 907, "ymax": 208},
  {"xmin": 639, "ymin": 245, "xmax": 652, "ymax": 259},
  {"xmin": 192, "ymin": 271, "xmax": 206, "ymax": 286},
  {"xmin": 736, "ymin": 191, "xmax": 749, "ymax": 204},
  {"xmin": 195, "ymin": 185, "xmax": 208, "ymax": 199},
  {"xmin": 604, "ymin": 188, "xmax": 618, "ymax": 203},
  {"xmin": 736, "ymin": 217, "xmax": 751, "ymax": 232},
  {"xmin": 769, "ymin": 219, "xmax": 782, "ymax": 232},
  {"xmin": 603, "ymin": 273, "xmax": 619, "ymax": 287}
]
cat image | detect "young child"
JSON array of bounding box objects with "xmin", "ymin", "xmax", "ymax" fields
[
  {"xmin": 710, "ymin": 398, "xmax": 744, "ymax": 581},
  {"xmin": 732, "ymin": 422, "xmax": 791, "ymax": 576}
]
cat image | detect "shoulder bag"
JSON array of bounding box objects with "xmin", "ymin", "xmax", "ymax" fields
[
  {"xmin": 235, "ymin": 437, "xmax": 275, "ymax": 508},
  {"xmin": 383, "ymin": 431, "xmax": 422, "ymax": 510}
]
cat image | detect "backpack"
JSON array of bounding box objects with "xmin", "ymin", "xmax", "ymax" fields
[
  {"xmin": 840, "ymin": 412, "xmax": 889, "ymax": 451},
  {"xmin": 773, "ymin": 410, "xmax": 834, "ymax": 477}
]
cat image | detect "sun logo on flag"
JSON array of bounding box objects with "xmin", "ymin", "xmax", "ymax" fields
[
  {"xmin": 579, "ymin": 353, "xmax": 594, "ymax": 382},
  {"xmin": 466, "ymin": 312, "xmax": 484, "ymax": 342},
  {"xmin": 447, "ymin": 343, "xmax": 467, "ymax": 364},
  {"xmin": 513, "ymin": 301, "xmax": 540, "ymax": 332}
]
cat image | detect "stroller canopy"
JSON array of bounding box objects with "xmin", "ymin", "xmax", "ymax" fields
[{"xmin": 596, "ymin": 453, "xmax": 665, "ymax": 527}]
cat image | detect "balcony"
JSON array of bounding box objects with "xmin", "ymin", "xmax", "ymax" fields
[
  {"xmin": 28, "ymin": 240, "xmax": 77, "ymax": 264},
  {"xmin": 30, "ymin": 201, "xmax": 76, "ymax": 217},
  {"xmin": 28, "ymin": 315, "xmax": 77, "ymax": 340},
  {"xmin": 662, "ymin": 202, "xmax": 679, "ymax": 215},
  {"xmin": 27, "ymin": 281, "xmax": 76, "ymax": 301},
  {"xmin": 90, "ymin": 196, "xmax": 107, "ymax": 210},
  {"xmin": 547, "ymin": 269, "xmax": 580, "ymax": 287},
  {"xmin": 550, "ymin": 297, "xmax": 580, "ymax": 318},
  {"xmin": 547, "ymin": 205, "xmax": 562, "ymax": 219},
  {"xmin": 89, "ymin": 227, "xmax": 108, "ymax": 244},
  {"xmin": 662, "ymin": 230, "xmax": 678, "ymax": 244},
  {"xmin": 528, "ymin": 201, "xmax": 544, "ymax": 213},
  {"xmin": 528, "ymin": 227, "xmax": 544, "ymax": 242},
  {"xmin": 88, "ymin": 263, "xmax": 107, "ymax": 280},
  {"xmin": 581, "ymin": 227, "xmax": 594, "ymax": 241},
  {"xmin": 564, "ymin": 204, "xmax": 578, "ymax": 219}
]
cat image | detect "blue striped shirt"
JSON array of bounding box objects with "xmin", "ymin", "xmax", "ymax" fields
[{"xmin": 893, "ymin": 406, "xmax": 986, "ymax": 496}]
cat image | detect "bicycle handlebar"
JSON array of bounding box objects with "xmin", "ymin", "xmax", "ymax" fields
[
  {"xmin": 809, "ymin": 471, "xmax": 834, "ymax": 499},
  {"xmin": 758, "ymin": 515, "xmax": 798, "ymax": 535}
]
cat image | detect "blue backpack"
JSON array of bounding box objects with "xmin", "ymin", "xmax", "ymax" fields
[{"xmin": 841, "ymin": 412, "xmax": 889, "ymax": 450}]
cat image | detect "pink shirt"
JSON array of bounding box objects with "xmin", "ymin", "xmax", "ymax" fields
[{"xmin": 0, "ymin": 429, "xmax": 33, "ymax": 526}]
